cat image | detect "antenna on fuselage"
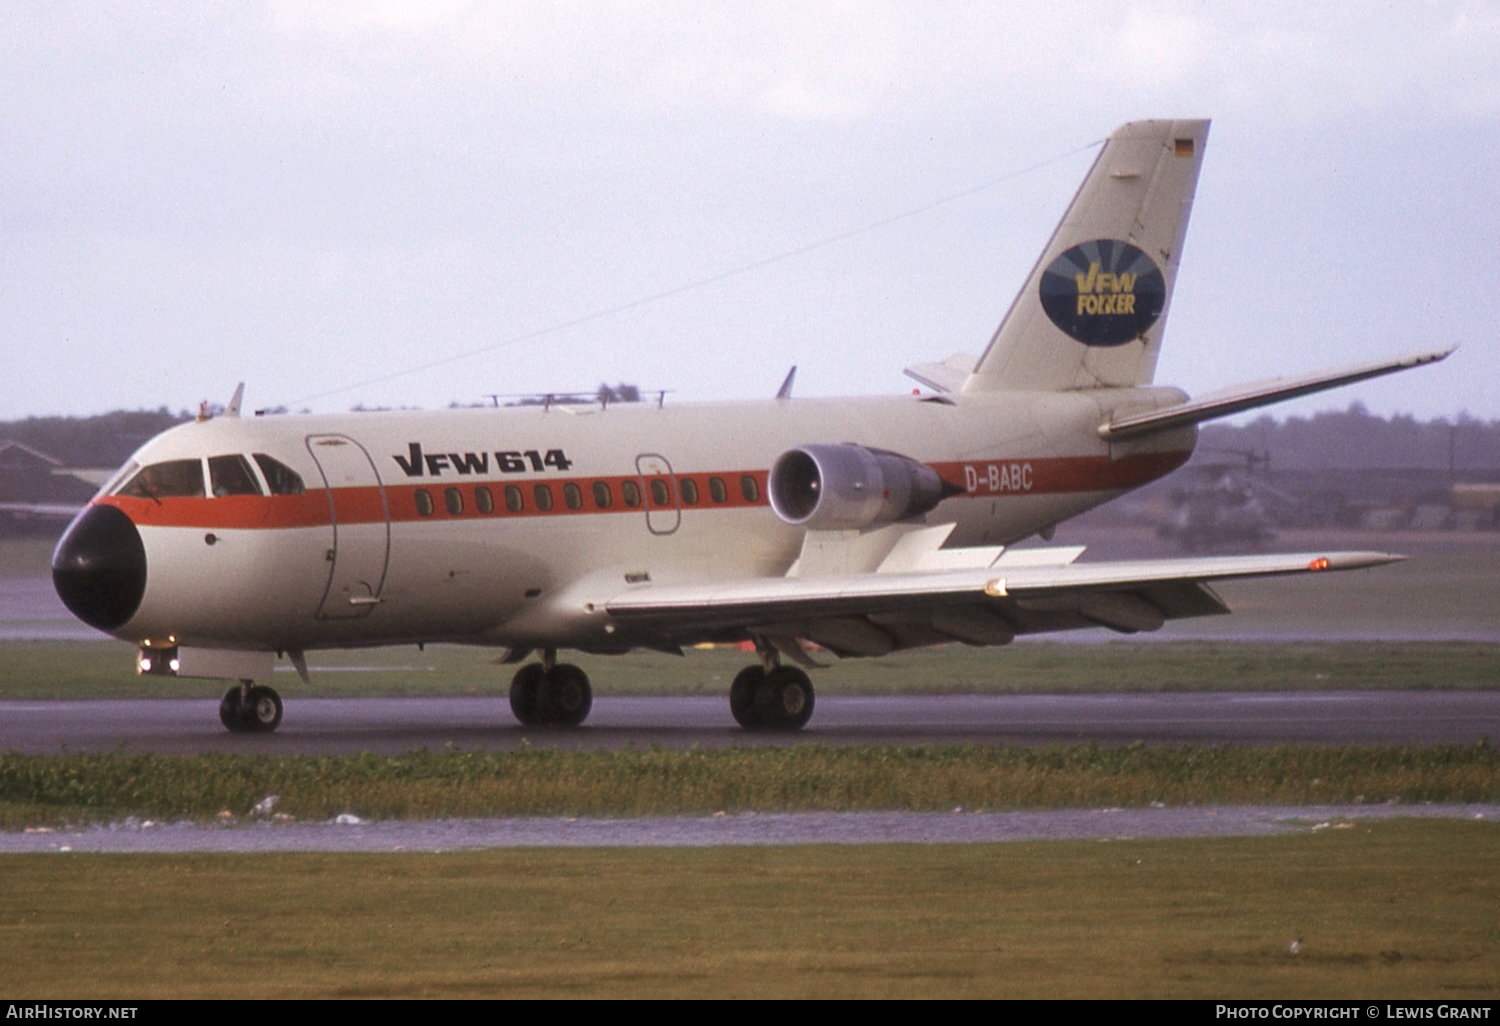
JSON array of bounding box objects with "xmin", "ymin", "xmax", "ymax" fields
[
  {"xmin": 226, "ymin": 382, "xmax": 245, "ymax": 418},
  {"xmin": 776, "ymin": 366, "xmax": 797, "ymax": 400}
]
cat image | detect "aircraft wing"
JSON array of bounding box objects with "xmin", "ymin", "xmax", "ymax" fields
[{"xmin": 604, "ymin": 549, "xmax": 1401, "ymax": 653}]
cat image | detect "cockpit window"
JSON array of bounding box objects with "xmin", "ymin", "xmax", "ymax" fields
[
  {"xmin": 253, "ymin": 454, "xmax": 306, "ymax": 495},
  {"xmin": 209, "ymin": 454, "xmax": 262, "ymax": 497},
  {"xmin": 118, "ymin": 459, "xmax": 204, "ymax": 499},
  {"xmin": 99, "ymin": 461, "xmax": 139, "ymax": 498}
]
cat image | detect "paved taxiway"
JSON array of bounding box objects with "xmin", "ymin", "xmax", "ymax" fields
[{"xmin": 1, "ymin": 691, "xmax": 1495, "ymax": 754}]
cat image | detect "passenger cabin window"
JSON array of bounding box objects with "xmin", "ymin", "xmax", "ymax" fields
[
  {"xmin": 621, "ymin": 480, "xmax": 641, "ymax": 508},
  {"xmin": 444, "ymin": 487, "xmax": 464, "ymax": 515},
  {"xmin": 253, "ymin": 454, "xmax": 306, "ymax": 495},
  {"xmin": 680, "ymin": 478, "xmax": 700, "ymax": 505},
  {"xmin": 709, "ymin": 476, "xmax": 728, "ymax": 503},
  {"xmin": 650, "ymin": 478, "xmax": 671, "ymax": 507},
  {"xmin": 475, "ymin": 486, "xmax": 494, "ymax": 514},
  {"xmin": 209, "ymin": 455, "xmax": 262, "ymax": 496},
  {"xmin": 740, "ymin": 475, "xmax": 760, "ymax": 503},
  {"xmin": 592, "ymin": 481, "xmax": 613, "ymax": 509},
  {"xmin": 563, "ymin": 482, "xmax": 583, "ymax": 510},
  {"xmin": 504, "ymin": 485, "xmax": 524, "ymax": 512},
  {"xmin": 118, "ymin": 459, "xmax": 204, "ymax": 499},
  {"xmin": 415, "ymin": 489, "xmax": 435, "ymax": 516},
  {"xmin": 533, "ymin": 484, "xmax": 554, "ymax": 512}
]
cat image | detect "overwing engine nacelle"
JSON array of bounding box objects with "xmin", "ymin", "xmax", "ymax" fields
[{"xmin": 769, "ymin": 443, "xmax": 951, "ymax": 530}]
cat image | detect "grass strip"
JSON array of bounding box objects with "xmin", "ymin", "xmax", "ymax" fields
[
  {"xmin": 2, "ymin": 639, "xmax": 1498, "ymax": 699},
  {"xmin": 1, "ymin": 743, "xmax": 1496, "ymax": 827},
  {"xmin": 0, "ymin": 820, "xmax": 1495, "ymax": 998}
]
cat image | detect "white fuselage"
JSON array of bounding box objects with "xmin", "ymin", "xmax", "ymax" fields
[{"xmin": 85, "ymin": 386, "xmax": 1193, "ymax": 655}]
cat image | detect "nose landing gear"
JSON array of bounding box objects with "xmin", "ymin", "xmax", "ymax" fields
[{"xmin": 219, "ymin": 681, "xmax": 284, "ymax": 733}]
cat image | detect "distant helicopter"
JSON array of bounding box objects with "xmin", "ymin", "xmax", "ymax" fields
[{"xmin": 1156, "ymin": 449, "xmax": 1300, "ymax": 551}]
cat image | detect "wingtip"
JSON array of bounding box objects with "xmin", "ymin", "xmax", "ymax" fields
[
  {"xmin": 1319, "ymin": 551, "xmax": 1406, "ymax": 571},
  {"xmin": 1409, "ymin": 346, "xmax": 1456, "ymax": 366}
]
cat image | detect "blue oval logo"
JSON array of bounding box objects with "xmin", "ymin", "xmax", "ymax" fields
[{"xmin": 1039, "ymin": 240, "xmax": 1165, "ymax": 347}]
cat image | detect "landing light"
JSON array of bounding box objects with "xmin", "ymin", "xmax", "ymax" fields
[
  {"xmin": 138, "ymin": 645, "xmax": 181, "ymax": 677},
  {"xmin": 1307, "ymin": 557, "xmax": 1331, "ymax": 571}
]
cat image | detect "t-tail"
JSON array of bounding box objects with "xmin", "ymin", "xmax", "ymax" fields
[{"xmin": 963, "ymin": 118, "xmax": 1209, "ymax": 394}]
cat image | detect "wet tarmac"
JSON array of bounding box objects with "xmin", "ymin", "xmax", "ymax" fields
[{"xmin": 3, "ymin": 804, "xmax": 1493, "ymax": 853}]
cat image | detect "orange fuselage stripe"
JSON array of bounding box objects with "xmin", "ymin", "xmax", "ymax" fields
[{"xmin": 97, "ymin": 451, "xmax": 1189, "ymax": 530}]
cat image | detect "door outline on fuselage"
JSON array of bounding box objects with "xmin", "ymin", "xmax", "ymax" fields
[
  {"xmin": 306, "ymin": 434, "xmax": 391, "ymax": 619},
  {"xmin": 634, "ymin": 453, "xmax": 681, "ymax": 536}
]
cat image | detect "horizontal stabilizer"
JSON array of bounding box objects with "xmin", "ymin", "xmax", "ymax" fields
[
  {"xmin": 904, "ymin": 354, "xmax": 977, "ymax": 393},
  {"xmin": 1099, "ymin": 348, "xmax": 1453, "ymax": 439}
]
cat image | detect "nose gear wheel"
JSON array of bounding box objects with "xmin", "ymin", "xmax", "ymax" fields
[{"xmin": 219, "ymin": 683, "xmax": 283, "ymax": 733}]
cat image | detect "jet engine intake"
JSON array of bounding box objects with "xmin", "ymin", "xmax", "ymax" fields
[{"xmin": 770, "ymin": 444, "xmax": 948, "ymax": 530}]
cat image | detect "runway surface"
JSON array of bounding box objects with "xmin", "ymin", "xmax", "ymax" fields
[{"xmin": 1, "ymin": 690, "xmax": 1496, "ymax": 755}]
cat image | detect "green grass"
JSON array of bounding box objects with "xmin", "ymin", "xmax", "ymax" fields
[
  {"xmin": 1, "ymin": 744, "xmax": 1496, "ymax": 828},
  {"xmin": 1177, "ymin": 547, "xmax": 1500, "ymax": 640},
  {"xmin": 0, "ymin": 820, "xmax": 1494, "ymax": 998},
  {"xmin": 2, "ymin": 639, "xmax": 1498, "ymax": 699}
]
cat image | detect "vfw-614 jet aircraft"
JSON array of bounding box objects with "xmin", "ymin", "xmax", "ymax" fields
[{"xmin": 53, "ymin": 119, "xmax": 1448, "ymax": 734}]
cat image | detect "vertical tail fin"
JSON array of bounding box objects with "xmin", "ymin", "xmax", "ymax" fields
[{"xmin": 962, "ymin": 119, "xmax": 1209, "ymax": 393}]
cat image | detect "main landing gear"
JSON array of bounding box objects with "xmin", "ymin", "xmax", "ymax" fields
[
  {"xmin": 730, "ymin": 663, "xmax": 815, "ymax": 732},
  {"xmin": 509, "ymin": 659, "xmax": 594, "ymax": 727},
  {"xmin": 219, "ymin": 681, "xmax": 283, "ymax": 734},
  {"xmin": 504, "ymin": 651, "xmax": 816, "ymax": 731}
]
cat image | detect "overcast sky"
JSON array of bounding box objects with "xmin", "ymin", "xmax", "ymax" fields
[{"xmin": 4, "ymin": 1, "xmax": 1496, "ymax": 422}]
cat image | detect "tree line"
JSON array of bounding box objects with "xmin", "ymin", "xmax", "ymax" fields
[
  {"xmin": 1198, "ymin": 403, "xmax": 1500, "ymax": 473},
  {"xmin": 2, "ymin": 400, "xmax": 1496, "ymax": 472}
]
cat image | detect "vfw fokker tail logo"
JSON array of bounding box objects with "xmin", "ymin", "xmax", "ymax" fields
[{"xmin": 1039, "ymin": 239, "xmax": 1165, "ymax": 347}]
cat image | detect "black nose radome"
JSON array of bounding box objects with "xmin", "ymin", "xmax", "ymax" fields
[{"xmin": 52, "ymin": 504, "xmax": 146, "ymax": 633}]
